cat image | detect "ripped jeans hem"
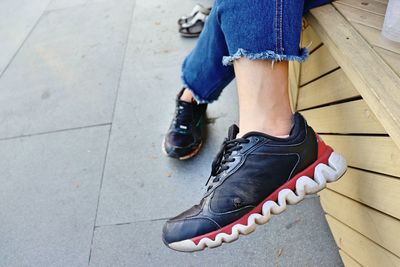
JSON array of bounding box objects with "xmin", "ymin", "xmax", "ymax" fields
[
  {"xmin": 181, "ymin": 78, "xmax": 232, "ymax": 104},
  {"xmin": 181, "ymin": 84, "xmax": 211, "ymax": 104},
  {"xmin": 181, "ymin": 69, "xmax": 234, "ymax": 104},
  {"xmin": 222, "ymin": 47, "xmax": 309, "ymax": 66}
]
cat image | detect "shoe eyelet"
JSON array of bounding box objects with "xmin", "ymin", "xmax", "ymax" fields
[{"xmin": 254, "ymin": 137, "xmax": 259, "ymax": 142}]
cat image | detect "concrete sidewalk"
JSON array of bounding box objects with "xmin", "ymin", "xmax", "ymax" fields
[{"xmin": 0, "ymin": 0, "xmax": 343, "ymax": 266}]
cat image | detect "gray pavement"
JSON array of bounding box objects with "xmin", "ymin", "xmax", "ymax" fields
[{"xmin": 0, "ymin": 0, "xmax": 343, "ymax": 266}]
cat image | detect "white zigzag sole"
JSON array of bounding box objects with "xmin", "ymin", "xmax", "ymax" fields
[{"xmin": 168, "ymin": 151, "xmax": 347, "ymax": 252}]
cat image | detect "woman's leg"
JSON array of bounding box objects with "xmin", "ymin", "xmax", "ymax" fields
[
  {"xmin": 163, "ymin": 0, "xmax": 347, "ymax": 252},
  {"xmin": 163, "ymin": 5, "xmax": 235, "ymax": 159},
  {"xmin": 180, "ymin": 5, "xmax": 235, "ymax": 103},
  {"xmin": 234, "ymin": 59, "xmax": 293, "ymax": 137},
  {"xmin": 217, "ymin": 0, "xmax": 305, "ymax": 137},
  {"xmin": 165, "ymin": 0, "xmax": 306, "ymax": 158},
  {"xmin": 229, "ymin": 0, "xmax": 332, "ymax": 138}
]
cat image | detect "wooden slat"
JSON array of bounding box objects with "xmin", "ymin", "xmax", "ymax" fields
[
  {"xmin": 339, "ymin": 250, "xmax": 362, "ymax": 267},
  {"xmin": 334, "ymin": 3, "xmax": 400, "ymax": 76},
  {"xmin": 353, "ymin": 22, "xmax": 400, "ymax": 55},
  {"xmin": 319, "ymin": 135, "xmax": 400, "ymax": 177},
  {"xmin": 326, "ymin": 215, "xmax": 400, "ymax": 267},
  {"xmin": 301, "ymin": 99, "xmax": 385, "ymax": 134},
  {"xmin": 335, "ymin": 0, "xmax": 387, "ymax": 15},
  {"xmin": 372, "ymin": 0, "xmax": 388, "ymax": 4},
  {"xmin": 288, "ymin": 73, "xmax": 297, "ymax": 110},
  {"xmin": 301, "ymin": 25, "xmax": 322, "ymax": 52},
  {"xmin": 297, "ymin": 69, "xmax": 359, "ymax": 110},
  {"xmin": 292, "ymin": 60, "xmax": 300, "ymax": 82},
  {"xmin": 327, "ymin": 167, "xmax": 400, "ymax": 219},
  {"xmin": 372, "ymin": 0, "xmax": 388, "ymax": 3},
  {"xmin": 320, "ymin": 189, "xmax": 400, "ymax": 257},
  {"xmin": 299, "ymin": 45, "xmax": 339, "ymax": 85},
  {"xmin": 333, "ymin": 2, "xmax": 384, "ymax": 30},
  {"xmin": 375, "ymin": 46, "xmax": 400, "ymax": 77},
  {"xmin": 307, "ymin": 4, "xmax": 400, "ymax": 150}
]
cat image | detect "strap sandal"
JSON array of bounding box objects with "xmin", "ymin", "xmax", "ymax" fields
[
  {"xmin": 179, "ymin": 12, "xmax": 208, "ymax": 38},
  {"xmin": 177, "ymin": 4, "xmax": 211, "ymax": 25}
]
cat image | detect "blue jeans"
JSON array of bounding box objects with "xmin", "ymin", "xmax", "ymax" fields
[{"xmin": 181, "ymin": 0, "xmax": 331, "ymax": 103}]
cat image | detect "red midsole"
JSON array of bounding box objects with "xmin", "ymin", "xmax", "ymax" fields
[{"xmin": 191, "ymin": 142, "xmax": 333, "ymax": 245}]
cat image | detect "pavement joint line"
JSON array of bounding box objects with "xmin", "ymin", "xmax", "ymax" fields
[
  {"xmin": 0, "ymin": 122, "xmax": 111, "ymax": 142},
  {"xmin": 94, "ymin": 217, "xmax": 170, "ymax": 229},
  {"xmin": 0, "ymin": 4, "xmax": 48, "ymax": 80},
  {"xmin": 44, "ymin": 0, "xmax": 104, "ymax": 14},
  {"xmin": 87, "ymin": 1, "xmax": 137, "ymax": 264},
  {"xmin": 91, "ymin": 197, "xmax": 320, "ymax": 229}
]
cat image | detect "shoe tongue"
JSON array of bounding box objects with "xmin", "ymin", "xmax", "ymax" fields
[{"xmin": 227, "ymin": 124, "xmax": 240, "ymax": 140}]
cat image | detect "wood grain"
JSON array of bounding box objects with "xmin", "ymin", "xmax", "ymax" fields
[
  {"xmin": 301, "ymin": 99, "xmax": 385, "ymax": 134},
  {"xmin": 326, "ymin": 215, "xmax": 400, "ymax": 267},
  {"xmin": 319, "ymin": 135, "xmax": 400, "ymax": 177},
  {"xmin": 320, "ymin": 189, "xmax": 400, "ymax": 257},
  {"xmin": 327, "ymin": 167, "xmax": 400, "ymax": 219},
  {"xmin": 297, "ymin": 69, "xmax": 359, "ymax": 110},
  {"xmin": 299, "ymin": 45, "xmax": 339, "ymax": 86},
  {"xmin": 307, "ymin": 4, "xmax": 400, "ymax": 149}
]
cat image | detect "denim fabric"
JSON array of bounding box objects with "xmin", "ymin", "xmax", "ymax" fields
[{"xmin": 181, "ymin": 0, "xmax": 332, "ymax": 103}]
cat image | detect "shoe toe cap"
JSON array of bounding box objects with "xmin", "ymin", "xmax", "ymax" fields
[
  {"xmin": 162, "ymin": 217, "xmax": 220, "ymax": 245},
  {"xmin": 166, "ymin": 131, "xmax": 195, "ymax": 148}
]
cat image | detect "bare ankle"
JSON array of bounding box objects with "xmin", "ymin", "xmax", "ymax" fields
[
  {"xmin": 238, "ymin": 115, "xmax": 294, "ymax": 138},
  {"xmin": 180, "ymin": 88, "xmax": 195, "ymax": 103}
]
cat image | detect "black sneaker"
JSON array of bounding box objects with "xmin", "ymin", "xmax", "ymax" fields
[
  {"xmin": 162, "ymin": 113, "xmax": 347, "ymax": 252},
  {"xmin": 162, "ymin": 89, "xmax": 207, "ymax": 160}
]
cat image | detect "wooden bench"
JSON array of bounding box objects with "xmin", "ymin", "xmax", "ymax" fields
[{"xmin": 288, "ymin": 1, "xmax": 400, "ymax": 266}]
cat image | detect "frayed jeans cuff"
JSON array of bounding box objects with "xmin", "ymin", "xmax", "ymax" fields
[
  {"xmin": 184, "ymin": 86, "xmax": 211, "ymax": 104},
  {"xmin": 222, "ymin": 47, "xmax": 309, "ymax": 66}
]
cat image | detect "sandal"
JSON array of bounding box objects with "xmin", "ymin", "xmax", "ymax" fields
[
  {"xmin": 177, "ymin": 4, "xmax": 211, "ymax": 25},
  {"xmin": 179, "ymin": 12, "xmax": 208, "ymax": 38}
]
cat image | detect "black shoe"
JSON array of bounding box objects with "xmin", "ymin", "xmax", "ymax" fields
[
  {"xmin": 162, "ymin": 113, "xmax": 347, "ymax": 252},
  {"xmin": 162, "ymin": 89, "xmax": 207, "ymax": 160}
]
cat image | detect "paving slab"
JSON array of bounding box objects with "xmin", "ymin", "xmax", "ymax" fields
[
  {"xmin": 91, "ymin": 197, "xmax": 343, "ymax": 267},
  {"xmin": 0, "ymin": 125, "xmax": 109, "ymax": 267},
  {"xmin": 46, "ymin": 0, "xmax": 88, "ymax": 11},
  {"xmin": 119, "ymin": 0, "xmax": 214, "ymax": 71},
  {"xmin": 0, "ymin": 0, "xmax": 51, "ymax": 74},
  {"xmin": 95, "ymin": 0, "xmax": 223, "ymax": 225},
  {"xmin": 0, "ymin": 0, "xmax": 134, "ymax": 139},
  {"xmin": 47, "ymin": 0, "xmax": 124, "ymax": 11}
]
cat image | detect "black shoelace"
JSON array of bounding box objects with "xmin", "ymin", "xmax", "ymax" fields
[{"xmin": 206, "ymin": 138, "xmax": 250, "ymax": 192}]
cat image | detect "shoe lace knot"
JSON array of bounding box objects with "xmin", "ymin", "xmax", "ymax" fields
[{"xmin": 206, "ymin": 138, "xmax": 250, "ymax": 192}]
